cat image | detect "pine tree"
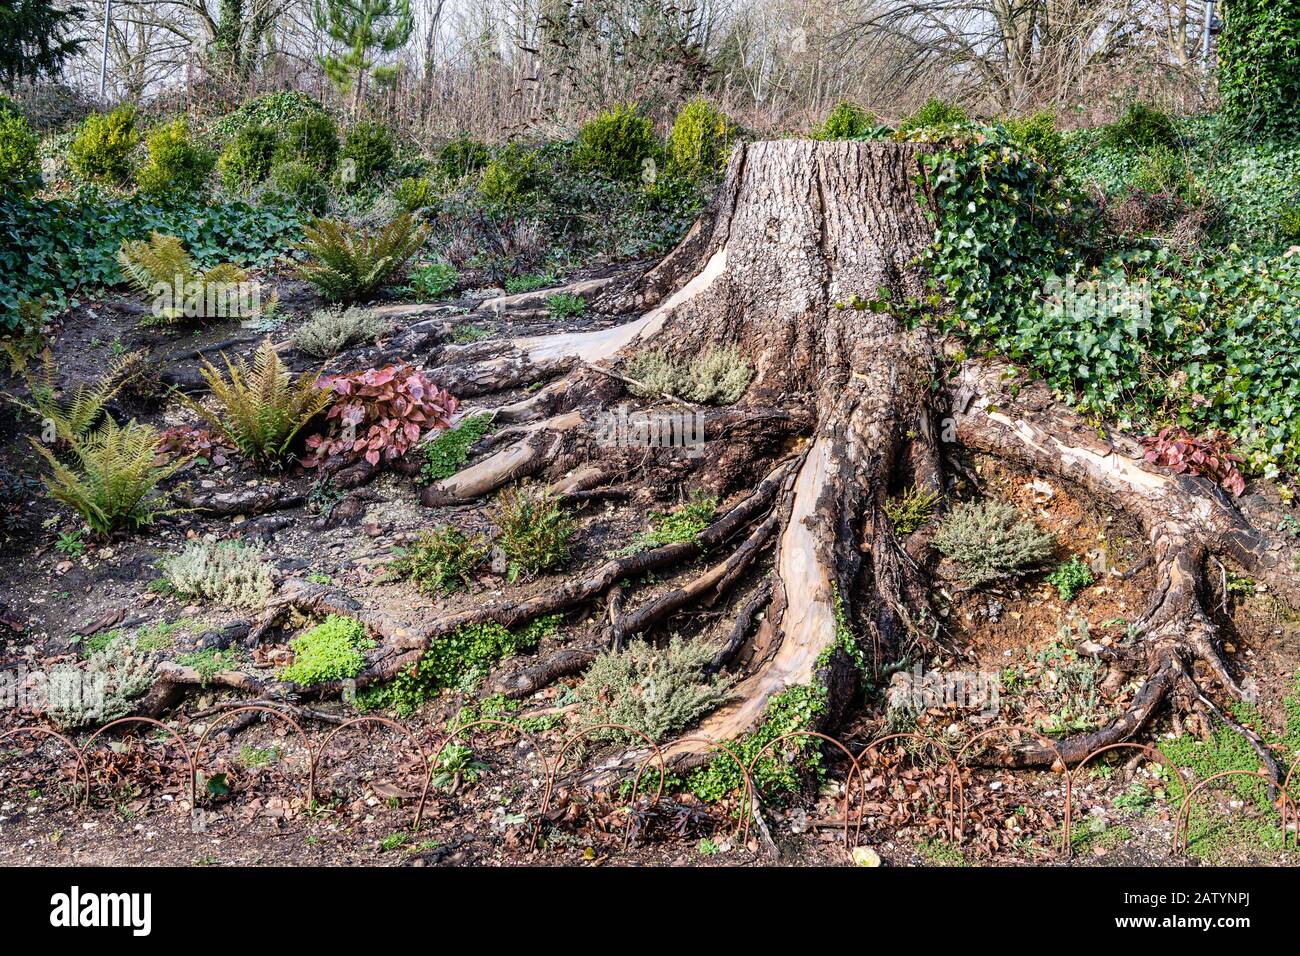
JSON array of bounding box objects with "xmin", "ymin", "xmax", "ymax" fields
[
  {"xmin": 312, "ymin": 0, "xmax": 413, "ymax": 116},
  {"xmin": 0, "ymin": 0, "xmax": 86, "ymax": 89}
]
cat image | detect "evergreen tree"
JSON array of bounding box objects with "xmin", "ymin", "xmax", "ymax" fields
[
  {"xmin": 312, "ymin": 0, "xmax": 413, "ymax": 116},
  {"xmin": 0, "ymin": 0, "xmax": 86, "ymax": 89}
]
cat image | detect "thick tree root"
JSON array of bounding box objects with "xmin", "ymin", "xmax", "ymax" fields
[
  {"xmin": 949, "ymin": 360, "xmax": 1296, "ymax": 776},
  {"xmin": 126, "ymin": 141, "xmax": 1300, "ymax": 803}
]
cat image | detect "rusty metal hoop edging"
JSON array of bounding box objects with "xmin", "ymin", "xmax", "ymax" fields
[
  {"xmin": 1066, "ymin": 742, "xmax": 1185, "ymax": 859},
  {"xmin": 1283, "ymin": 763, "xmax": 1300, "ymax": 850},
  {"xmin": 313, "ymin": 716, "xmax": 431, "ymax": 832},
  {"xmin": 190, "ymin": 705, "xmax": 316, "ymax": 814},
  {"xmin": 0, "ymin": 726, "xmax": 91, "ymax": 811},
  {"xmin": 540, "ymin": 723, "xmax": 667, "ymax": 851},
  {"xmin": 631, "ymin": 736, "xmax": 756, "ymax": 847},
  {"xmin": 853, "ymin": 732, "xmax": 963, "ymax": 843},
  {"xmin": 746, "ymin": 730, "xmax": 865, "ymax": 854},
  {"xmin": 429, "ymin": 718, "xmax": 553, "ymax": 852},
  {"xmin": 955, "ymin": 724, "xmax": 1073, "ymax": 855},
  {"xmin": 79, "ymin": 717, "xmax": 195, "ymax": 807},
  {"xmin": 1171, "ymin": 769, "xmax": 1296, "ymax": 856}
]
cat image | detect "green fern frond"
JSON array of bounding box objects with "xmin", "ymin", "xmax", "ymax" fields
[
  {"xmin": 295, "ymin": 214, "xmax": 430, "ymax": 303},
  {"xmin": 178, "ymin": 338, "xmax": 331, "ymax": 470},
  {"xmin": 6, "ymin": 348, "xmax": 142, "ymax": 442},
  {"xmin": 31, "ymin": 417, "xmax": 186, "ymax": 534},
  {"xmin": 117, "ymin": 232, "xmax": 196, "ymax": 297}
]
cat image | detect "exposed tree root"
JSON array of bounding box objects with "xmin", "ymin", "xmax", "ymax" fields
[{"xmin": 125, "ymin": 140, "xmax": 1300, "ymax": 804}]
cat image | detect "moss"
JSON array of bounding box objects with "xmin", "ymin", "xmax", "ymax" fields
[
  {"xmin": 420, "ymin": 413, "xmax": 494, "ymax": 482},
  {"xmin": 685, "ymin": 683, "xmax": 829, "ymax": 802},
  {"xmin": 358, "ymin": 615, "xmax": 561, "ymax": 717},
  {"xmin": 280, "ymin": 614, "xmax": 372, "ymax": 686}
]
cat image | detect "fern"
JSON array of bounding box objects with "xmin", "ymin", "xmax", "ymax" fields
[
  {"xmin": 31, "ymin": 418, "xmax": 186, "ymax": 534},
  {"xmin": 117, "ymin": 232, "xmax": 253, "ymax": 324},
  {"xmin": 6, "ymin": 347, "xmax": 143, "ymax": 442},
  {"xmin": 295, "ymin": 214, "xmax": 430, "ymax": 303},
  {"xmin": 179, "ymin": 339, "xmax": 331, "ymax": 470}
]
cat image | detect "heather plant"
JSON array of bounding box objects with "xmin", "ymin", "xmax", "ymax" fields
[
  {"xmin": 576, "ymin": 636, "xmax": 735, "ymax": 742},
  {"xmin": 623, "ymin": 346, "xmax": 751, "ymax": 404},
  {"xmin": 931, "ymin": 500, "xmax": 1055, "ymax": 586},
  {"xmin": 159, "ymin": 540, "xmax": 274, "ymax": 609},
  {"xmin": 291, "ymin": 306, "xmax": 389, "ymax": 358},
  {"xmin": 885, "ymin": 486, "xmax": 940, "ymax": 535},
  {"xmin": 47, "ymin": 633, "xmax": 155, "ymax": 729}
]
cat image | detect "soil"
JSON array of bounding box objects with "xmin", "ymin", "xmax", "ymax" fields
[{"xmin": 2, "ymin": 272, "xmax": 1298, "ymax": 868}]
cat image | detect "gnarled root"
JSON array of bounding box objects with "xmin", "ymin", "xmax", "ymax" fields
[{"xmin": 950, "ymin": 360, "xmax": 1295, "ymax": 777}]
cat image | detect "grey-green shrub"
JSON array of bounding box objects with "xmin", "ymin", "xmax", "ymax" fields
[
  {"xmin": 623, "ymin": 346, "xmax": 752, "ymax": 404},
  {"xmin": 160, "ymin": 540, "xmax": 274, "ymax": 609},
  {"xmin": 576, "ymin": 636, "xmax": 734, "ymax": 742},
  {"xmin": 291, "ymin": 305, "xmax": 389, "ymax": 357},
  {"xmin": 931, "ymin": 500, "xmax": 1055, "ymax": 586},
  {"xmin": 48, "ymin": 634, "xmax": 155, "ymax": 729}
]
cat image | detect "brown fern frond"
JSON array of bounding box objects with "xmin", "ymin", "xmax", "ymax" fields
[{"xmin": 178, "ymin": 338, "xmax": 331, "ymax": 470}]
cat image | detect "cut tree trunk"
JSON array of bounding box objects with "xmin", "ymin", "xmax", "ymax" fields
[{"xmin": 163, "ymin": 140, "xmax": 1300, "ymax": 787}]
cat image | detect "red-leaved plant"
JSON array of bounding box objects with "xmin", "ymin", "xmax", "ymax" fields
[
  {"xmin": 1137, "ymin": 426, "xmax": 1246, "ymax": 497},
  {"xmin": 303, "ymin": 364, "xmax": 458, "ymax": 469}
]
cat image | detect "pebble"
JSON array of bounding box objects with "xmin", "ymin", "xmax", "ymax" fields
[{"xmin": 851, "ymin": 846, "xmax": 882, "ymax": 867}]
